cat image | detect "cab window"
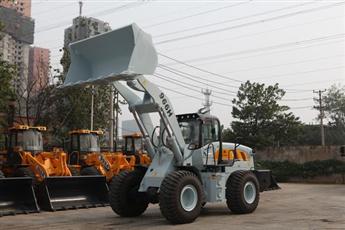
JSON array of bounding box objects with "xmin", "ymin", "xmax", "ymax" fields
[{"xmin": 202, "ymin": 119, "xmax": 219, "ymax": 146}]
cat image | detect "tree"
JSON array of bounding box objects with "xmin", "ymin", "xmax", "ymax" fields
[
  {"xmin": 226, "ymin": 81, "xmax": 301, "ymax": 148},
  {"xmin": 38, "ymin": 47, "xmax": 114, "ymax": 145},
  {"xmin": 0, "ymin": 59, "xmax": 16, "ymax": 128},
  {"xmin": 0, "ymin": 22, "xmax": 16, "ymax": 126},
  {"xmin": 322, "ymin": 84, "xmax": 345, "ymax": 143}
]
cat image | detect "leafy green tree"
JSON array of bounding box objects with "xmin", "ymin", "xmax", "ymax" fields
[
  {"xmin": 0, "ymin": 60, "xmax": 16, "ymax": 128},
  {"xmin": 40, "ymin": 48, "xmax": 113, "ymax": 145},
  {"xmin": 225, "ymin": 81, "xmax": 301, "ymax": 148},
  {"xmin": 322, "ymin": 84, "xmax": 345, "ymax": 144},
  {"xmin": 0, "ymin": 22, "xmax": 16, "ymax": 123}
]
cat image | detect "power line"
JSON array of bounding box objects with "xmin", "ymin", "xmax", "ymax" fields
[
  {"xmin": 159, "ymin": 53, "xmax": 243, "ymax": 83},
  {"xmin": 177, "ymin": 39, "xmax": 344, "ymax": 68},
  {"xmin": 156, "ymin": 2, "xmax": 345, "ymax": 45},
  {"xmin": 220, "ymin": 54, "xmax": 344, "ymax": 75},
  {"xmin": 33, "ymin": 1, "xmax": 148, "ymax": 34},
  {"xmin": 282, "ymin": 98, "xmax": 313, "ymax": 102},
  {"xmin": 33, "ymin": 2, "xmax": 75, "ymax": 16},
  {"xmin": 158, "ymin": 85, "xmax": 232, "ymax": 107},
  {"xmin": 145, "ymin": 1, "xmax": 251, "ymax": 28},
  {"xmin": 160, "ymin": 14, "xmax": 344, "ymax": 53},
  {"xmin": 253, "ymin": 65, "xmax": 344, "ymax": 81},
  {"xmin": 158, "ymin": 64, "xmax": 238, "ymax": 92},
  {"xmin": 282, "ymin": 78, "xmax": 344, "ymax": 88},
  {"xmin": 154, "ymin": 73, "xmax": 234, "ymax": 102},
  {"xmin": 167, "ymin": 33, "xmax": 345, "ymax": 64},
  {"xmin": 289, "ymin": 106, "xmax": 313, "ymax": 109},
  {"xmin": 154, "ymin": 1, "xmax": 315, "ymax": 38}
]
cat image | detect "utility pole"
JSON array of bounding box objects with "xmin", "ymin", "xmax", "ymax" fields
[
  {"xmin": 313, "ymin": 89, "xmax": 327, "ymax": 146},
  {"xmin": 90, "ymin": 85, "xmax": 94, "ymax": 130},
  {"xmin": 114, "ymin": 91, "xmax": 119, "ymax": 150},
  {"xmin": 79, "ymin": 1, "xmax": 83, "ymax": 17},
  {"xmin": 109, "ymin": 86, "xmax": 114, "ymax": 151},
  {"xmin": 201, "ymin": 88, "xmax": 212, "ymax": 114}
]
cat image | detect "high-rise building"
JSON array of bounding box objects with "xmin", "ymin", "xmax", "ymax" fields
[
  {"xmin": 0, "ymin": 6, "xmax": 34, "ymax": 93},
  {"xmin": 28, "ymin": 47, "xmax": 50, "ymax": 94},
  {"xmin": 64, "ymin": 16, "xmax": 111, "ymax": 46},
  {"xmin": 0, "ymin": 0, "xmax": 31, "ymax": 17}
]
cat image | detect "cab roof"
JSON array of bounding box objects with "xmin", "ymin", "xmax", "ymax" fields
[
  {"xmin": 123, "ymin": 132, "xmax": 142, "ymax": 138},
  {"xmin": 9, "ymin": 125, "xmax": 47, "ymax": 132},
  {"xmin": 69, "ymin": 129, "xmax": 103, "ymax": 135}
]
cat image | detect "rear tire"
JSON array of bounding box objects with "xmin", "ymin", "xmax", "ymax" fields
[
  {"xmin": 109, "ymin": 169, "xmax": 148, "ymax": 217},
  {"xmin": 80, "ymin": 166, "xmax": 100, "ymax": 175},
  {"xmin": 159, "ymin": 170, "xmax": 203, "ymax": 224},
  {"xmin": 226, "ymin": 171, "xmax": 259, "ymax": 214}
]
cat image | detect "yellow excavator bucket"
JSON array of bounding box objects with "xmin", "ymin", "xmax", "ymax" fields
[{"xmin": 62, "ymin": 23, "xmax": 157, "ymax": 87}]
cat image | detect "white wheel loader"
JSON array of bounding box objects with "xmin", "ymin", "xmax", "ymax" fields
[{"xmin": 62, "ymin": 24, "xmax": 279, "ymax": 224}]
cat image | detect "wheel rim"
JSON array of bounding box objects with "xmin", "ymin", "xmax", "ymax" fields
[
  {"xmin": 180, "ymin": 184, "xmax": 198, "ymax": 212},
  {"xmin": 244, "ymin": 181, "xmax": 256, "ymax": 204}
]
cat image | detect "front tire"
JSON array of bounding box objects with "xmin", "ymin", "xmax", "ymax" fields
[
  {"xmin": 109, "ymin": 169, "xmax": 148, "ymax": 217},
  {"xmin": 159, "ymin": 170, "xmax": 203, "ymax": 224},
  {"xmin": 226, "ymin": 171, "xmax": 260, "ymax": 214}
]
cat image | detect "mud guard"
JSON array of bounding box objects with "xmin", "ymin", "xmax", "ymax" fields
[
  {"xmin": 37, "ymin": 176, "xmax": 109, "ymax": 211},
  {"xmin": 0, "ymin": 177, "xmax": 39, "ymax": 216},
  {"xmin": 254, "ymin": 170, "xmax": 280, "ymax": 192}
]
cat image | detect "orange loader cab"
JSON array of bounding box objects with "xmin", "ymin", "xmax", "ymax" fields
[
  {"xmin": 2, "ymin": 125, "xmax": 71, "ymax": 182},
  {"xmin": 67, "ymin": 130, "xmax": 134, "ymax": 182},
  {"xmin": 67, "ymin": 130, "xmax": 151, "ymax": 182}
]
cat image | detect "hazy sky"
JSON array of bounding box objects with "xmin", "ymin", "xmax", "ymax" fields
[{"xmin": 30, "ymin": 0, "xmax": 345, "ymax": 130}]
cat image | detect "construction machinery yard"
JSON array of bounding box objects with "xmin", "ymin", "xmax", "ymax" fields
[
  {"xmin": 0, "ymin": 2, "xmax": 344, "ymax": 229},
  {"xmin": 1, "ymin": 183, "xmax": 344, "ymax": 230}
]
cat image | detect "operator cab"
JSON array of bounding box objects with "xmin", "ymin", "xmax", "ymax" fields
[
  {"xmin": 68, "ymin": 130, "xmax": 102, "ymax": 165},
  {"xmin": 7, "ymin": 126, "xmax": 45, "ymax": 164},
  {"xmin": 177, "ymin": 113, "xmax": 221, "ymax": 150},
  {"xmin": 123, "ymin": 133, "xmax": 144, "ymax": 156}
]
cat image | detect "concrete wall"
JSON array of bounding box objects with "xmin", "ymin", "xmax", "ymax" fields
[
  {"xmin": 256, "ymin": 146, "xmax": 345, "ymax": 184},
  {"xmin": 255, "ymin": 145, "xmax": 345, "ymax": 164}
]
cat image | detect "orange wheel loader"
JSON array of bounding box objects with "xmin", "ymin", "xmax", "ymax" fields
[
  {"xmin": 67, "ymin": 130, "xmax": 150, "ymax": 182},
  {"xmin": 0, "ymin": 125, "xmax": 108, "ymax": 214}
]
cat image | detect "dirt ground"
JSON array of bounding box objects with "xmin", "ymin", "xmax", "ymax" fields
[{"xmin": 1, "ymin": 183, "xmax": 344, "ymax": 230}]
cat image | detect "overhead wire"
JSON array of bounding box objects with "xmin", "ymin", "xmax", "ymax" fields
[
  {"xmin": 158, "ymin": 64, "xmax": 239, "ymax": 92},
  {"xmin": 154, "ymin": 1, "xmax": 317, "ymax": 38},
  {"xmin": 145, "ymin": 1, "xmax": 251, "ymax": 28},
  {"xmin": 156, "ymin": 2, "xmax": 345, "ymax": 45}
]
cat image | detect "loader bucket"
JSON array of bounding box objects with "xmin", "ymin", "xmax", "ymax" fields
[
  {"xmin": 63, "ymin": 23, "xmax": 157, "ymax": 87},
  {"xmin": 37, "ymin": 176, "xmax": 108, "ymax": 211},
  {"xmin": 254, "ymin": 170, "xmax": 281, "ymax": 192},
  {"xmin": 0, "ymin": 177, "xmax": 39, "ymax": 216}
]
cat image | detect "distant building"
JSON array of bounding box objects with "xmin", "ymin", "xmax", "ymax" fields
[
  {"xmin": 0, "ymin": 0, "xmax": 31, "ymax": 17},
  {"xmin": 0, "ymin": 6, "xmax": 34, "ymax": 94},
  {"xmin": 28, "ymin": 47, "xmax": 50, "ymax": 94},
  {"xmin": 64, "ymin": 16, "xmax": 111, "ymax": 46}
]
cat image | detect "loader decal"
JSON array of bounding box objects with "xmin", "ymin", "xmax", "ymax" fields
[
  {"xmin": 159, "ymin": 93, "xmax": 173, "ymax": 117},
  {"xmin": 98, "ymin": 155, "xmax": 111, "ymax": 172}
]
